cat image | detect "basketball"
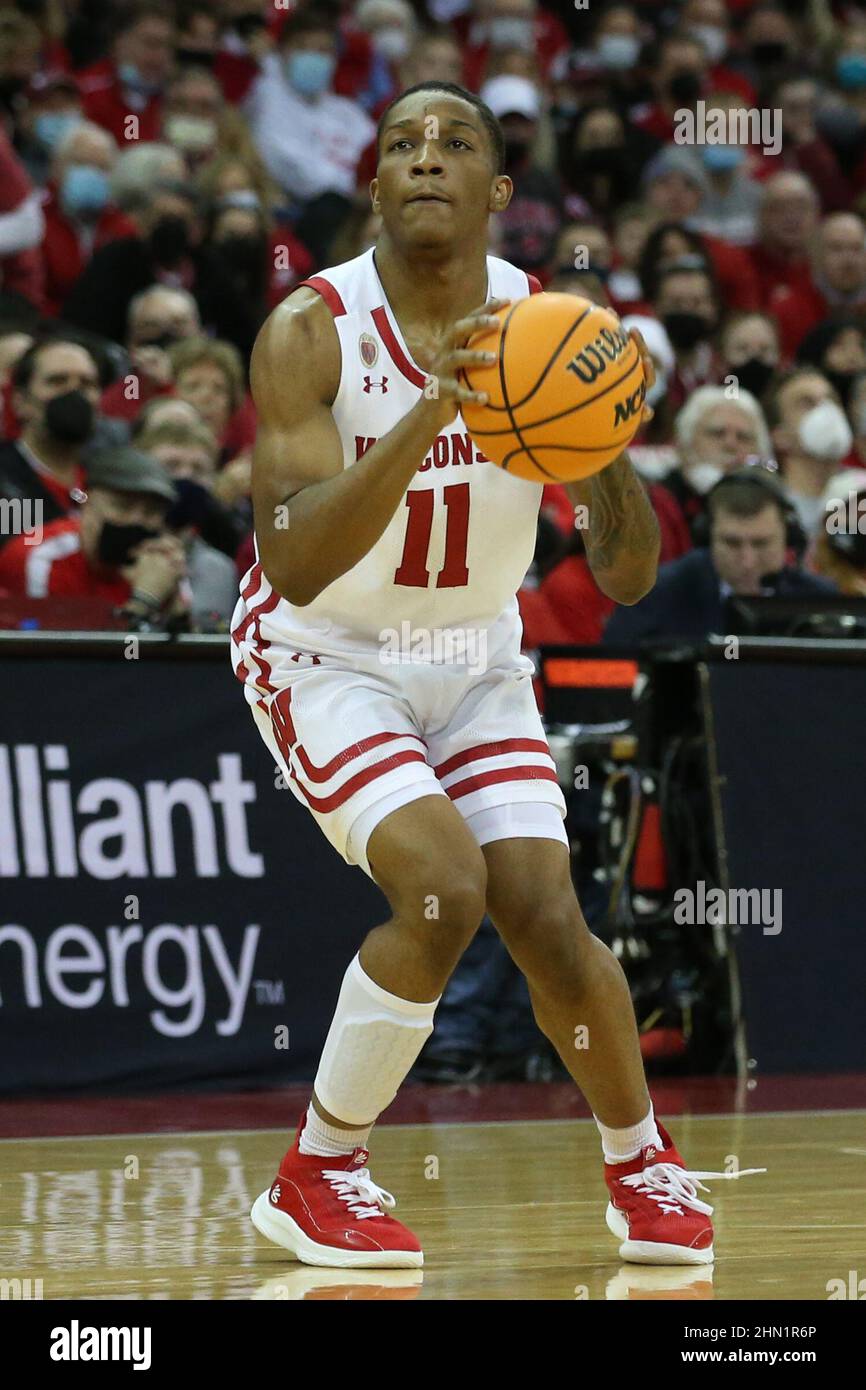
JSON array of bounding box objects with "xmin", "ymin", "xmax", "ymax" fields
[{"xmin": 458, "ymin": 293, "xmax": 646, "ymax": 483}]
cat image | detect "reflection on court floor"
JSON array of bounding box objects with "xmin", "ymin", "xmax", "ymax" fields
[{"xmin": 1, "ymin": 1112, "xmax": 863, "ymax": 1300}]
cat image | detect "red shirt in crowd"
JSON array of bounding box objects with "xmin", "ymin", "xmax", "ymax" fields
[
  {"xmin": 99, "ymin": 373, "xmax": 174, "ymax": 421},
  {"xmin": 39, "ymin": 184, "xmax": 138, "ymax": 316},
  {"xmin": 266, "ymin": 225, "xmax": 314, "ymax": 311},
  {"xmin": 0, "ymin": 515, "xmax": 129, "ymax": 604},
  {"xmin": 77, "ymin": 60, "xmax": 163, "ymax": 144},
  {"xmin": 747, "ymin": 243, "xmax": 814, "ymax": 314},
  {"xmin": 517, "ymin": 482, "xmax": 692, "ymax": 649},
  {"xmin": 768, "ymin": 277, "xmax": 866, "ymax": 357},
  {"xmin": 0, "ymin": 123, "xmax": 43, "ymax": 307}
]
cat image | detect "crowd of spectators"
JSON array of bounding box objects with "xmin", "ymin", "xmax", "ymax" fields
[{"xmin": 1, "ymin": 0, "xmax": 866, "ymax": 638}]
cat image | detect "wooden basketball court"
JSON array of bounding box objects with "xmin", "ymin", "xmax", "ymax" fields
[{"xmin": 2, "ymin": 1094, "xmax": 863, "ymax": 1300}]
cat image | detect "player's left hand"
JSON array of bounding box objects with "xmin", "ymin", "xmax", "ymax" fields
[{"xmin": 627, "ymin": 326, "xmax": 657, "ymax": 425}]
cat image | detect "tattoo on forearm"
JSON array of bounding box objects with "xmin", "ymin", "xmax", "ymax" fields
[{"xmin": 585, "ymin": 456, "xmax": 660, "ymax": 577}]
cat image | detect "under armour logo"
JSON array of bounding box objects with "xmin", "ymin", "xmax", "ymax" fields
[
  {"xmin": 270, "ymin": 1184, "xmax": 281, "ymax": 1204},
  {"xmin": 363, "ymin": 375, "xmax": 389, "ymax": 393}
]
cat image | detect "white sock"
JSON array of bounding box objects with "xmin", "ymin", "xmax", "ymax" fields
[
  {"xmin": 596, "ymin": 1105, "xmax": 662, "ymax": 1164},
  {"xmin": 298, "ymin": 1106, "xmax": 373, "ymax": 1158},
  {"xmin": 310, "ymin": 952, "xmax": 440, "ymax": 1129}
]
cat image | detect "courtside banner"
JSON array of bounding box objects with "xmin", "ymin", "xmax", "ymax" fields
[
  {"xmin": 707, "ymin": 650, "xmax": 866, "ymax": 1073},
  {"xmin": 0, "ymin": 637, "xmax": 385, "ymax": 1093}
]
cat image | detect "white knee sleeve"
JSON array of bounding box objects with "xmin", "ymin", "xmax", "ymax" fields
[{"xmin": 313, "ymin": 954, "xmax": 439, "ymax": 1125}]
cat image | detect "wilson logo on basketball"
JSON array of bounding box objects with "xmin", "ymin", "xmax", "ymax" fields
[
  {"xmin": 612, "ymin": 380, "xmax": 647, "ymax": 428},
  {"xmin": 565, "ymin": 324, "xmax": 630, "ymax": 385}
]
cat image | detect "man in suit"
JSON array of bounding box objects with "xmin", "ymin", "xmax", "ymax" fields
[{"xmin": 603, "ymin": 469, "xmax": 836, "ymax": 643}]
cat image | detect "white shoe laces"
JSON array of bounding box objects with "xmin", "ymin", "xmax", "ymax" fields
[
  {"xmin": 321, "ymin": 1167, "xmax": 396, "ymax": 1220},
  {"xmin": 619, "ymin": 1161, "xmax": 766, "ymax": 1217}
]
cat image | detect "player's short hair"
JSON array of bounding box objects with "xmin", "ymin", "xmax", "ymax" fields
[{"xmin": 376, "ymin": 81, "xmax": 505, "ymax": 175}]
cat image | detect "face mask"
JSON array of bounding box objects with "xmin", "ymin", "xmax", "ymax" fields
[
  {"xmin": 165, "ymin": 477, "xmax": 211, "ymax": 531},
  {"xmin": 59, "ymin": 164, "xmax": 111, "ymax": 218},
  {"xmin": 596, "ymin": 33, "xmax": 640, "ymax": 70},
  {"xmin": 667, "ymin": 70, "xmax": 702, "ymax": 105},
  {"xmin": 43, "ymin": 389, "xmax": 94, "ymax": 445},
  {"xmin": 285, "ymin": 50, "xmax": 336, "ymax": 98},
  {"xmin": 797, "ymin": 399, "xmax": 853, "ymax": 461},
  {"xmin": 373, "ymin": 27, "xmax": 411, "ymax": 63},
  {"xmin": 702, "ymin": 144, "xmax": 745, "ymax": 173},
  {"xmin": 689, "ymin": 24, "xmax": 728, "ymax": 65},
  {"xmin": 217, "ymin": 233, "xmax": 266, "ymax": 276},
  {"xmin": 662, "ymin": 311, "xmax": 711, "ymax": 351},
  {"xmin": 117, "ymin": 62, "xmax": 163, "ymax": 97},
  {"xmin": 751, "ymin": 42, "xmax": 787, "ymax": 68},
  {"xmin": 731, "ymin": 356, "xmax": 775, "ymax": 399},
  {"xmin": 149, "ymin": 214, "xmax": 192, "ymax": 264},
  {"xmin": 574, "ymin": 146, "xmax": 626, "ymax": 176},
  {"xmin": 488, "ymin": 17, "xmax": 534, "ymax": 49},
  {"xmin": 35, "ymin": 111, "xmax": 80, "ymax": 151},
  {"xmin": 836, "ymin": 54, "xmax": 866, "ymax": 91},
  {"xmin": 175, "ymin": 47, "xmax": 215, "ymax": 69},
  {"xmin": 686, "ymin": 461, "xmax": 725, "ymax": 495},
  {"xmin": 164, "ymin": 114, "xmax": 218, "ymax": 153},
  {"xmin": 97, "ymin": 520, "xmax": 161, "ymax": 567}
]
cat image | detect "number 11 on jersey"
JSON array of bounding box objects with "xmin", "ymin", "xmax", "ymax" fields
[{"xmin": 394, "ymin": 483, "xmax": 470, "ymax": 589}]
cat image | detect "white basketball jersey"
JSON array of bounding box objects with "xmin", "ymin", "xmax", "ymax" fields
[{"xmin": 233, "ymin": 246, "xmax": 543, "ymax": 669}]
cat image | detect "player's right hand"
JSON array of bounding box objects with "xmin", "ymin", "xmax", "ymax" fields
[{"xmin": 420, "ymin": 296, "xmax": 510, "ymax": 428}]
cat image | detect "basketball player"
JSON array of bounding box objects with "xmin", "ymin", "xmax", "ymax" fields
[{"xmin": 232, "ymin": 82, "xmax": 751, "ymax": 1268}]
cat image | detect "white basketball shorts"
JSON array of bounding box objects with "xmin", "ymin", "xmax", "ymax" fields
[{"xmin": 237, "ymin": 644, "xmax": 568, "ymax": 879}]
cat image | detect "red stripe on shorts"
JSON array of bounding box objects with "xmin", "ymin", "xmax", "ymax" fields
[
  {"xmin": 290, "ymin": 748, "xmax": 429, "ymax": 813},
  {"xmin": 444, "ymin": 764, "xmax": 560, "ymax": 801},
  {"xmin": 270, "ymin": 688, "xmax": 428, "ymax": 797},
  {"xmin": 433, "ymin": 737, "xmax": 552, "ymax": 779},
  {"xmin": 295, "ymin": 731, "xmax": 427, "ymax": 783},
  {"xmin": 231, "ymin": 562, "xmax": 265, "ymax": 683}
]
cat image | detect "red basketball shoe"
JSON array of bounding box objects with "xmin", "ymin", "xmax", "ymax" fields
[
  {"xmin": 250, "ymin": 1111, "xmax": 423, "ymax": 1269},
  {"xmin": 604, "ymin": 1122, "xmax": 764, "ymax": 1265}
]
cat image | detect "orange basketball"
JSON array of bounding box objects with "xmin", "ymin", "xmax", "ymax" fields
[{"xmin": 458, "ymin": 293, "xmax": 646, "ymax": 483}]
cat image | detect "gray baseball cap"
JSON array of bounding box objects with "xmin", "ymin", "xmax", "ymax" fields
[{"xmin": 85, "ymin": 447, "xmax": 177, "ymax": 505}]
